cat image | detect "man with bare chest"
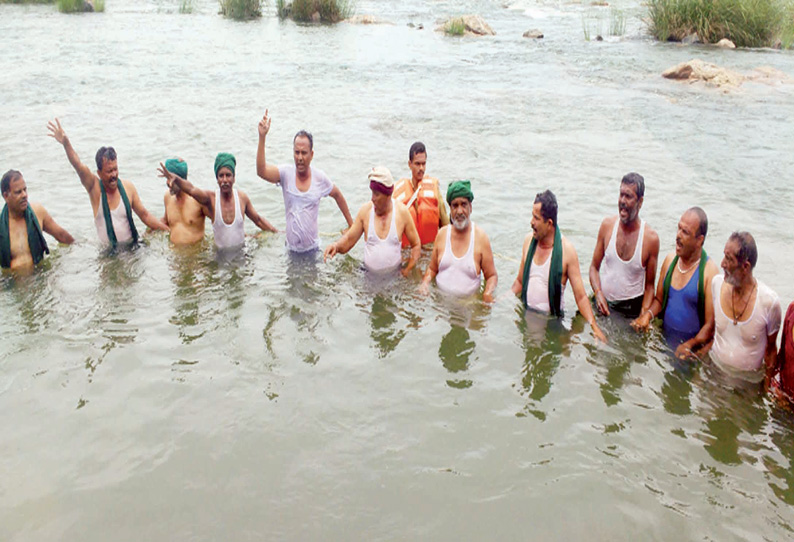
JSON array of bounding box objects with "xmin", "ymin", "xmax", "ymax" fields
[
  {"xmin": 161, "ymin": 158, "xmax": 210, "ymax": 245},
  {"xmin": 158, "ymin": 153, "xmax": 277, "ymax": 250},
  {"xmin": 589, "ymin": 172, "xmax": 660, "ymax": 318},
  {"xmin": 1, "ymin": 170, "xmax": 74, "ymax": 271}
]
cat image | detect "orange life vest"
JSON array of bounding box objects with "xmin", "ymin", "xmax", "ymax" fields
[{"xmin": 393, "ymin": 177, "xmax": 441, "ymax": 247}]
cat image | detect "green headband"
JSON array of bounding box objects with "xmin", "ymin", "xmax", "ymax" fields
[
  {"xmin": 446, "ymin": 180, "xmax": 474, "ymax": 204},
  {"xmin": 165, "ymin": 158, "xmax": 187, "ymax": 179},
  {"xmin": 214, "ymin": 152, "xmax": 236, "ymax": 177}
]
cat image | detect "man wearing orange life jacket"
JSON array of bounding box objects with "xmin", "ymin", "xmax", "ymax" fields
[{"xmin": 392, "ymin": 142, "xmax": 449, "ymax": 247}]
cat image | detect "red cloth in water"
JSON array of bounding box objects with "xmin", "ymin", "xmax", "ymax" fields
[{"xmin": 775, "ymin": 301, "xmax": 794, "ymax": 401}]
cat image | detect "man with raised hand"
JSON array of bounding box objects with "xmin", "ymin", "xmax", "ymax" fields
[
  {"xmin": 589, "ymin": 172, "xmax": 659, "ymax": 318},
  {"xmin": 324, "ymin": 166, "xmax": 421, "ymax": 276},
  {"xmin": 158, "ymin": 153, "xmax": 277, "ymax": 250},
  {"xmin": 420, "ymin": 180, "xmax": 497, "ymax": 302},
  {"xmin": 48, "ymin": 118, "xmax": 168, "ymax": 248},
  {"xmin": 392, "ymin": 141, "xmax": 449, "ymax": 247},
  {"xmin": 511, "ymin": 190, "xmax": 606, "ymax": 342},
  {"xmin": 256, "ymin": 110, "xmax": 353, "ymax": 253},
  {"xmin": 161, "ymin": 158, "xmax": 211, "ymax": 245},
  {"xmin": 631, "ymin": 207, "xmax": 719, "ymax": 359},
  {"xmin": 1, "ymin": 169, "xmax": 74, "ymax": 270}
]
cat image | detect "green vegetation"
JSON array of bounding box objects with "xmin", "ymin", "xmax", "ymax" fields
[
  {"xmin": 582, "ymin": 7, "xmax": 627, "ymax": 41},
  {"xmin": 219, "ymin": 0, "xmax": 261, "ymax": 20},
  {"xmin": 647, "ymin": 0, "xmax": 794, "ymax": 48},
  {"xmin": 57, "ymin": 0, "xmax": 103, "ymax": 12},
  {"xmin": 444, "ymin": 17, "xmax": 466, "ymax": 36},
  {"xmin": 276, "ymin": 0, "xmax": 354, "ymax": 23},
  {"xmin": 179, "ymin": 0, "xmax": 194, "ymax": 13},
  {"xmin": 609, "ymin": 8, "xmax": 626, "ymax": 36}
]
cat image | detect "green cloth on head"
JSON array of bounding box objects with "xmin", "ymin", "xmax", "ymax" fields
[
  {"xmin": 521, "ymin": 225, "xmax": 564, "ymax": 317},
  {"xmin": 0, "ymin": 203, "xmax": 49, "ymax": 268},
  {"xmin": 446, "ymin": 180, "xmax": 474, "ymax": 204},
  {"xmin": 661, "ymin": 248, "xmax": 708, "ymax": 326},
  {"xmin": 214, "ymin": 153, "xmax": 236, "ymax": 177},
  {"xmin": 100, "ymin": 180, "xmax": 139, "ymax": 250},
  {"xmin": 165, "ymin": 158, "xmax": 187, "ymax": 179}
]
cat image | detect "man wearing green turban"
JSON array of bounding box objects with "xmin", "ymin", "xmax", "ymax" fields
[
  {"xmin": 420, "ymin": 180, "xmax": 498, "ymax": 302},
  {"xmin": 160, "ymin": 158, "xmax": 211, "ymax": 245},
  {"xmin": 157, "ymin": 152, "xmax": 277, "ymax": 250}
]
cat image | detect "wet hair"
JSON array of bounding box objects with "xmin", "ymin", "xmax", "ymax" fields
[
  {"xmin": 293, "ymin": 130, "xmax": 313, "ymax": 150},
  {"xmin": 1, "ymin": 169, "xmax": 22, "ymax": 195},
  {"xmin": 534, "ymin": 190, "xmax": 558, "ymax": 226},
  {"xmin": 686, "ymin": 206, "xmax": 708, "ymax": 238},
  {"xmin": 409, "ymin": 141, "xmax": 426, "ymax": 161},
  {"xmin": 620, "ymin": 172, "xmax": 645, "ymax": 199},
  {"xmin": 95, "ymin": 146, "xmax": 117, "ymax": 171},
  {"xmin": 729, "ymin": 231, "xmax": 758, "ymax": 269}
]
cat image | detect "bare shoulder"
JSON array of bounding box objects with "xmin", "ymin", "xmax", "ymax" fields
[
  {"xmin": 704, "ymin": 256, "xmax": 720, "ymax": 279},
  {"xmin": 561, "ymin": 235, "xmax": 578, "ymax": 257},
  {"xmin": 435, "ymin": 225, "xmax": 449, "ymax": 247},
  {"xmin": 122, "ymin": 179, "xmax": 138, "ymax": 194},
  {"xmin": 644, "ymin": 222, "xmax": 660, "ymax": 245},
  {"xmin": 599, "ymin": 215, "xmax": 617, "ymax": 233},
  {"xmin": 29, "ymin": 202, "xmax": 49, "ymax": 220},
  {"xmin": 474, "ymin": 223, "xmax": 491, "ymax": 242},
  {"xmin": 659, "ymin": 251, "xmax": 674, "ymax": 272}
]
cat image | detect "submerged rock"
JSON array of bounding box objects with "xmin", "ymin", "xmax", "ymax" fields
[
  {"xmin": 347, "ymin": 15, "xmax": 391, "ymax": 25},
  {"xmin": 438, "ymin": 15, "xmax": 496, "ymax": 36},
  {"xmin": 523, "ymin": 29, "xmax": 544, "ymax": 39},
  {"xmin": 662, "ymin": 59, "xmax": 744, "ymax": 87},
  {"xmin": 310, "ymin": 11, "xmax": 321, "ymax": 23},
  {"xmin": 82, "ymin": 0, "xmax": 94, "ymax": 11},
  {"xmin": 716, "ymin": 38, "xmax": 736, "ymax": 49},
  {"xmin": 681, "ymin": 33, "xmax": 701, "ymax": 45}
]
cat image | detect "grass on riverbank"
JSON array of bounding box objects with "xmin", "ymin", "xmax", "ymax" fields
[
  {"xmin": 276, "ymin": 0, "xmax": 353, "ymax": 23},
  {"xmin": 219, "ymin": 0, "xmax": 260, "ymax": 19},
  {"xmin": 647, "ymin": 0, "xmax": 794, "ymax": 48},
  {"xmin": 444, "ymin": 17, "xmax": 466, "ymax": 36}
]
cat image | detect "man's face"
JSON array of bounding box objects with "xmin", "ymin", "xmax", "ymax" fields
[
  {"xmin": 293, "ymin": 136, "xmax": 314, "ymax": 175},
  {"xmin": 618, "ymin": 182, "xmax": 642, "ymax": 225},
  {"xmin": 371, "ymin": 189, "xmax": 391, "ymax": 215},
  {"xmin": 675, "ymin": 212, "xmax": 702, "ymax": 259},
  {"xmin": 721, "ymin": 239, "xmax": 747, "ymax": 287},
  {"xmin": 409, "ymin": 153, "xmax": 427, "ymax": 183},
  {"xmin": 98, "ymin": 159, "xmax": 119, "ymax": 189},
  {"xmin": 530, "ymin": 202, "xmax": 551, "ymax": 240},
  {"xmin": 216, "ymin": 167, "xmax": 235, "ymax": 194},
  {"xmin": 3, "ymin": 176, "xmax": 28, "ymax": 214},
  {"xmin": 449, "ymin": 197, "xmax": 471, "ymax": 231}
]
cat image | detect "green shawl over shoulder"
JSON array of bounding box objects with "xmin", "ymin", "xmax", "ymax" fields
[
  {"xmin": 100, "ymin": 180, "xmax": 138, "ymax": 249},
  {"xmin": 521, "ymin": 225, "xmax": 564, "ymax": 317},
  {"xmin": 0, "ymin": 204, "xmax": 49, "ymax": 268},
  {"xmin": 661, "ymin": 248, "xmax": 708, "ymax": 326}
]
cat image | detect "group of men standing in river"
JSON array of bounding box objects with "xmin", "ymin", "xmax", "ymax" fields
[{"xmin": 1, "ymin": 113, "xmax": 792, "ymax": 406}]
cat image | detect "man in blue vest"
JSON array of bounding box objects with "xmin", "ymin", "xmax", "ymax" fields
[{"xmin": 631, "ymin": 207, "xmax": 719, "ymax": 359}]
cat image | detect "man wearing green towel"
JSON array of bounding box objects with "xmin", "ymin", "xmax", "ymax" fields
[
  {"xmin": 48, "ymin": 118, "xmax": 169, "ymax": 248},
  {"xmin": 511, "ymin": 190, "xmax": 606, "ymax": 343},
  {"xmin": 161, "ymin": 158, "xmax": 211, "ymax": 245},
  {"xmin": 630, "ymin": 207, "xmax": 719, "ymax": 359},
  {"xmin": 157, "ymin": 153, "xmax": 277, "ymax": 250},
  {"xmin": 1, "ymin": 169, "xmax": 74, "ymax": 270}
]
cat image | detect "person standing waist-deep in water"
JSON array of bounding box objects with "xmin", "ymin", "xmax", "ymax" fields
[
  {"xmin": 0, "ymin": 169, "xmax": 74, "ymax": 271},
  {"xmin": 589, "ymin": 172, "xmax": 659, "ymax": 318},
  {"xmin": 48, "ymin": 118, "xmax": 169, "ymax": 249},
  {"xmin": 157, "ymin": 153, "xmax": 277, "ymax": 250},
  {"xmin": 159, "ymin": 158, "xmax": 211, "ymax": 246},
  {"xmin": 256, "ymin": 109, "xmax": 353, "ymax": 253}
]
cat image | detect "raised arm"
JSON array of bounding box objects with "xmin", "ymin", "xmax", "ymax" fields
[
  {"xmin": 401, "ymin": 205, "xmax": 421, "ymax": 277},
  {"xmin": 256, "ymin": 110, "xmax": 281, "ymax": 184},
  {"xmin": 566, "ymin": 238, "xmax": 606, "ymax": 342},
  {"xmin": 240, "ymin": 191, "xmax": 278, "ymax": 233},
  {"xmin": 126, "ymin": 180, "xmax": 169, "ymax": 232},
  {"xmin": 328, "ymin": 184, "xmax": 354, "ymax": 227},
  {"xmin": 158, "ymin": 163, "xmax": 213, "ymax": 211},
  {"xmin": 478, "ymin": 228, "xmax": 498, "ymax": 303},
  {"xmin": 47, "ymin": 118, "xmax": 97, "ymax": 194},
  {"xmin": 323, "ymin": 204, "xmax": 366, "ymax": 262},
  {"xmin": 33, "ymin": 203, "xmax": 74, "ymax": 245},
  {"xmin": 589, "ymin": 218, "xmax": 611, "ymax": 316}
]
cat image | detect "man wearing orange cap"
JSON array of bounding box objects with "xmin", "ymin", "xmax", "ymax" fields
[{"xmin": 323, "ymin": 166, "xmax": 420, "ymax": 276}]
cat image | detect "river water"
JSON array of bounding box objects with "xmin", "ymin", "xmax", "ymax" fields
[{"xmin": 2, "ymin": 0, "xmax": 794, "ymax": 539}]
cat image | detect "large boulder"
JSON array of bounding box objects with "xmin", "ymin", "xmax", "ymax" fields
[
  {"xmin": 716, "ymin": 38, "xmax": 736, "ymax": 49},
  {"xmin": 662, "ymin": 59, "xmax": 744, "ymax": 87},
  {"xmin": 438, "ymin": 15, "xmax": 496, "ymax": 36}
]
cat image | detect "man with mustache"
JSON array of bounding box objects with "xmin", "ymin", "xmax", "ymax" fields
[
  {"xmin": 419, "ymin": 180, "xmax": 497, "ymax": 302},
  {"xmin": 510, "ymin": 190, "xmax": 606, "ymax": 342},
  {"xmin": 256, "ymin": 110, "xmax": 353, "ymax": 253},
  {"xmin": 323, "ymin": 166, "xmax": 421, "ymax": 275},
  {"xmin": 589, "ymin": 172, "xmax": 659, "ymax": 318},
  {"xmin": 710, "ymin": 232, "xmax": 781, "ymax": 384},
  {"xmin": 48, "ymin": 118, "xmax": 169, "ymax": 248},
  {"xmin": 631, "ymin": 207, "xmax": 719, "ymax": 359},
  {"xmin": 157, "ymin": 153, "xmax": 277, "ymax": 249},
  {"xmin": 160, "ymin": 158, "xmax": 210, "ymax": 245},
  {"xmin": 1, "ymin": 169, "xmax": 74, "ymax": 270}
]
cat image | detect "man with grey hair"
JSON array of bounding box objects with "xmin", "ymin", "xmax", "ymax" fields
[
  {"xmin": 631, "ymin": 207, "xmax": 719, "ymax": 359},
  {"xmin": 590, "ymin": 172, "xmax": 659, "ymax": 318},
  {"xmin": 710, "ymin": 232, "xmax": 781, "ymax": 384}
]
